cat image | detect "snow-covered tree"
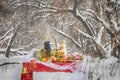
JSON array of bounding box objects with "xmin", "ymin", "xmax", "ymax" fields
[{"xmin": 0, "ymin": 0, "xmax": 120, "ymax": 59}]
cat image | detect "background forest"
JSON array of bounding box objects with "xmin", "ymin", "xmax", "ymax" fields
[{"xmin": 0, "ymin": 0, "xmax": 120, "ymax": 80}]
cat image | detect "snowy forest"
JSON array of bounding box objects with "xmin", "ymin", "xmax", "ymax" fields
[{"xmin": 0, "ymin": 0, "xmax": 120, "ymax": 80}]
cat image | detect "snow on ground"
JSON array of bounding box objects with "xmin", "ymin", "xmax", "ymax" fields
[
  {"xmin": 88, "ymin": 56, "xmax": 120, "ymax": 80},
  {"xmin": 0, "ymin": 65, "xmax": 22, "ymax": 80},
  {"xmin": 0, "ymin": 54, "xmax": 24, "ymax": 80},
  {"xmin": 0, "ymin": 54, "xmax": 120, "ymax": 80}
]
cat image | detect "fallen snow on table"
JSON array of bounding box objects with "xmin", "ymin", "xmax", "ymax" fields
[{"xmin": 33, "ymin": 72, "xmax": 73, "ymax": 80}]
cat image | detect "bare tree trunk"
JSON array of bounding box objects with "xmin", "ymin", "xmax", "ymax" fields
[
  {"xmin": 94, "ymin": 42, "xmax": 104, "ymax": 59},
  {"xmin": 5, "ymin": 26, "xmax": 20, "ymax": 58}
]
